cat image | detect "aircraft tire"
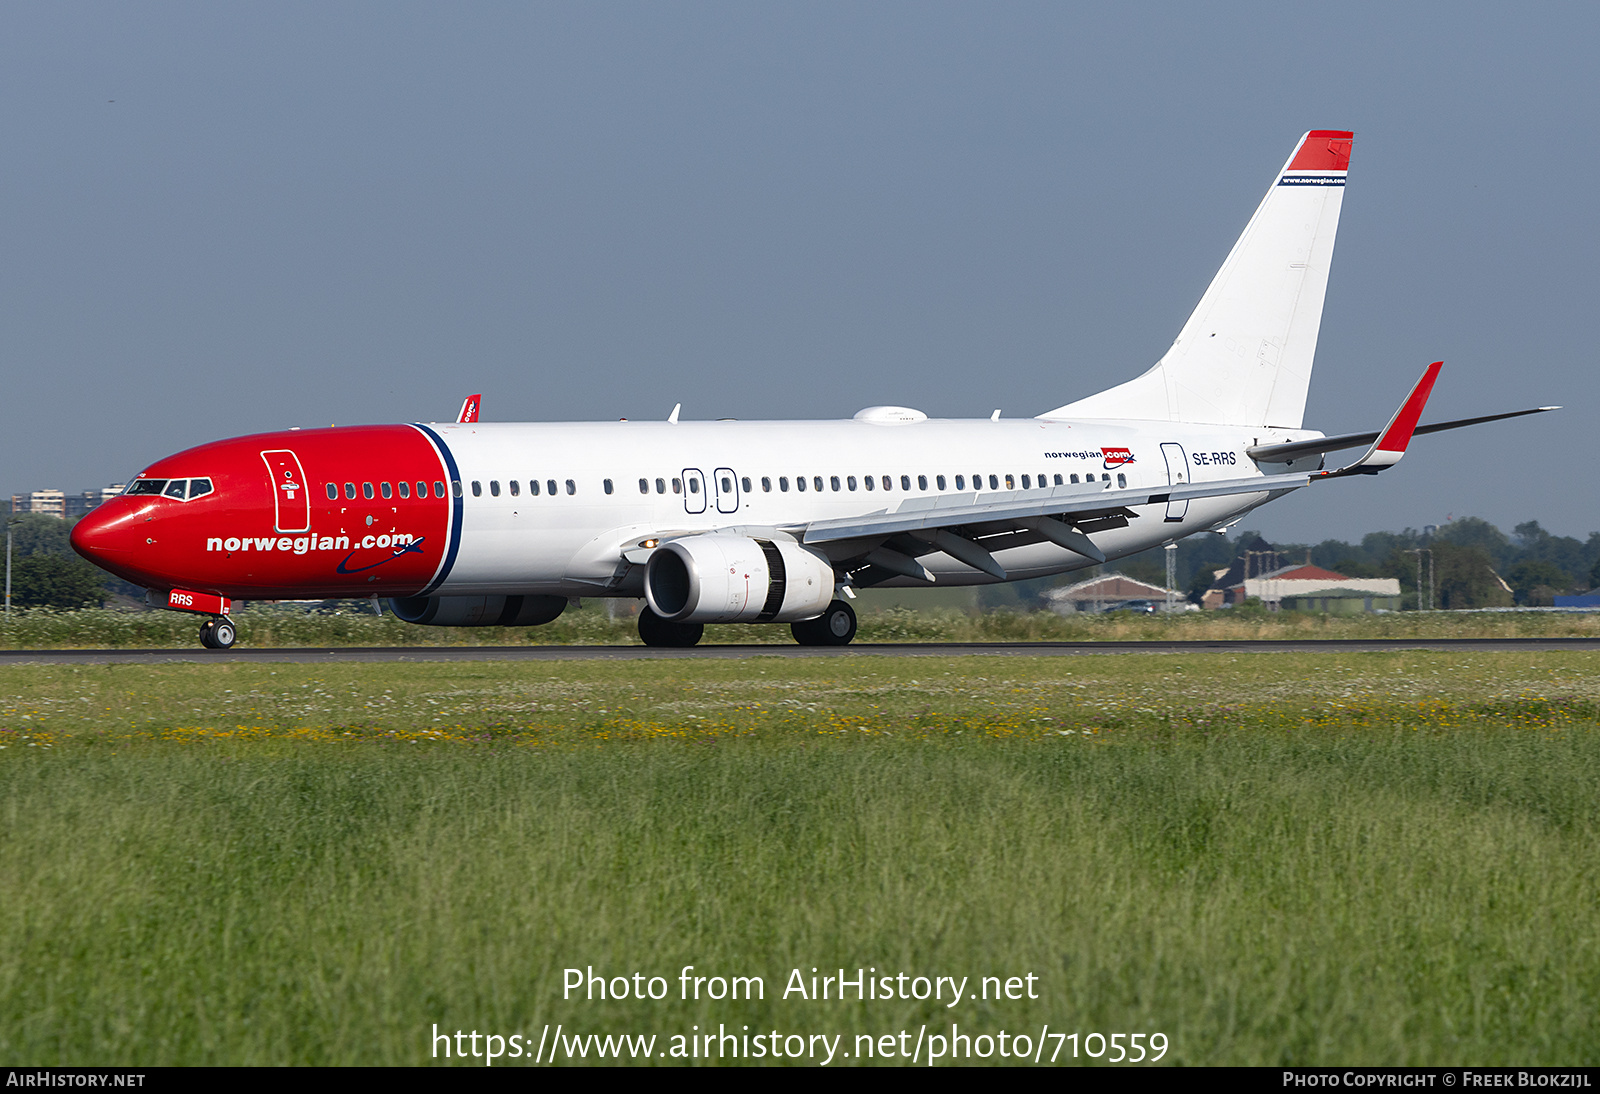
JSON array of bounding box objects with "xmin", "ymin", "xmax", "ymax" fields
[
  {"xmin": 212, "ymin": 619, "xmax": 237, "ymax": 649},
  {"xmin": 791, "ymin": 599, "xmax": 857, "ymax": 646},
  {"xmin": 199, "ymin": 620, "xmax": 217, "ymax": 649},
  {"xmin": 637, "ymin": 607, "xmax": 703, "ymax": 648}
]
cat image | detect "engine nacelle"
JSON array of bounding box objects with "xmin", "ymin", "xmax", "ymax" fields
[
  {"xmin": 388, "ymin": 594, "xmax": 567, "ymax": 627},
  {"xmin": 644, "ymin": 535, "xmax": 835, "ymax": 623}
]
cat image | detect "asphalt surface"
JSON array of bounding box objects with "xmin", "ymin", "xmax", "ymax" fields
[{"xmin": 3, "ymin": 638, "xmax": 1600, "ymax": 665}]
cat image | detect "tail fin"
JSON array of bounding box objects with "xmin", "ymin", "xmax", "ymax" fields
[{"xmin": 1040, "ymin": 130, "xmax": 1353, "ymax": 428}]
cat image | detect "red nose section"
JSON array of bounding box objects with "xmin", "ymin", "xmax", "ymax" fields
[{"xmin": 70, "ymin": 496, "xmax": 158, "ymax": 587}]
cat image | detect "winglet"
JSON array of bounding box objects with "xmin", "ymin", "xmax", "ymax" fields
[
  {"xmin": 1321, "ymin": 362, "xmax": 1442, "ymax": 477},
  {"xmin": 457, "ymin": 394, "xmax": 481, "ymax": 424}
]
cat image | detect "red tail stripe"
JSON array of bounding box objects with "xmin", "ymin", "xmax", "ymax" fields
[{"xmin": 1288, "ymin": 130, "xmax": 1354, "ymax": 172}]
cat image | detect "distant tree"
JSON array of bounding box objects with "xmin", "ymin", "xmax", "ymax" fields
[
  {"xmin": 1431, "ymin": 542, "xmax": 1513, "ymax": 609},
  {"xmin": 8, "ymin": 514, "xmax": 75, "ymax": 558},
  {"xmin": 9, "ymin": 554, "xmax": 106, "ymax": 609},
  {"xmin": 1506, "ymin": 560, "xmax": 1574, "ymax": 605},
  {"xmin": 1435, "ymin": 517, "xmax": 1511, "ymax": 566}
]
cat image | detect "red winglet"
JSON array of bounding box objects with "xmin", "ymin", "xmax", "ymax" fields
[
  {"xmin": 1288, "ymin": 130, "xmax": 1354, "ymax": 172},
  {"xmin": 457, "ymin": 394, "xmax": 481, "ymax": 424},
  {"xmin": 1375, "ymin": 361, "xmax": 1443, "ymax": 454}
]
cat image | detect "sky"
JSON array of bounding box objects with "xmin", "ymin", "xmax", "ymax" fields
[{"xmin": 3, "ymin": 2, "xmax": 1596, "ymax": 545}]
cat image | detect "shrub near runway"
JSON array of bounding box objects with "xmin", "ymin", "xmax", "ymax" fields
[{"xmin": 1, "ymin": 653, "xmax": 1598, "ymax": 1065}]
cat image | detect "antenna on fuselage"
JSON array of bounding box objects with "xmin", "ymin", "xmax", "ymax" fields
[{"xmin": 667, "ymin": 403, "xmax": 681, "ymax": 424}]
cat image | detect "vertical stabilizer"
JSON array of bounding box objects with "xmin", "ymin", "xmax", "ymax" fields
[{"xmin": 1040, "ymin": 130, "xmax": 1353, "ymax": 428}]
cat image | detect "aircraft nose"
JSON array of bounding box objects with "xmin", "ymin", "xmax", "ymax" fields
[{"xmin": 70, "ymin": 500, "xmax": 147, "ymax": 576}]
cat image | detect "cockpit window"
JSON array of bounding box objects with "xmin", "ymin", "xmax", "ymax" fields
[
  {"xmin": 128, "ymin": 477, "xmax": 214, "ymax": 501},
  {"xmin": 163, "ymin": 480, "xmax": 188, "ymax": 499},
  {"xmin": 127, "ymin": 479, "xmax": 167, "ymax": 496},
  {"xmin": 188, "ymin": 478, "xmax": 213, "ymax": 500}
]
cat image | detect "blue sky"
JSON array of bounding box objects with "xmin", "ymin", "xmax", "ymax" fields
[{"xmin": 3, "ymin": 2, "xmax": 1594, "ymax": 543}]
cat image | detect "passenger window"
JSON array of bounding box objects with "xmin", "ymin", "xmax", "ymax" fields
[
  {"xmin": 882, "ymin": 476, "xmax": 892, "ymax": 490},
  {"xmin": 779, "ymin": 477, "xmax": 789, "ymax": 492},
  {"xmin": 398, "ymin": 481, "xmax": 410, "ymax": 499},
  {"xmin": 509, "ymin": 480, "xmax": 519, "ymax": 497},
  {"xmin": 529, "ymin": 480, "xmax": 541, "ymax": 496},
  {"xmin": 493, "ymin": 481, "xmax": 503, "ymax": 497},
  {"xmin": 720, "ymin": 476, "xmax": 732, "ymax": 492},
  {"xmin": 1102, "ymin": 473, "xmax": 1111, "ymax": 482},
  {"xmin": 363, "ymin": 482, "xmax": 375, "ymax": 500},
  {"xmin": 471, "ymin": 481, "xmax": 482, "ymax": 497},
  {"xmin": 1070, "ymin": 474, "xmax": 1079, "ymax": 484},
  {"xmin": 989, "ymin": 475, "xmax": 1000, "ymax": 490},
  {"xmin": 1054, "ymin": 474, "xmax": 1063, "ymax": 486},
  {"xmin": 655, "ymin": 478, "xmax": 666, "ymax": 494},
  {"xmin": 935, "ymin": 475, "xmax": 945, "ymax": 490},
  {"xmin": 954, "ymin": 475, "xmax": 965, "ymax": 489},
  {"xmin": 435, "ymin": 482, "xmax": 446, "ymax": 498},
  {"xmin": 326, "ymin": 483, "xmax": 338, "ymax": 501},
  {"xmin": 862, "ymin": 476, "xmax": 872, "ymax": 491},
  {"xmin": 742, "ymin": 476, "xmax": 753, "ymax": 492},
  {"xmin": 565, "ymin": 479, "xmax": 576, "ymax": 495},
  {"xmin": 547, "ymin": 479, "xmax": 558, "ymax": 496},
  {"xmin": 1021, "ymin": 474, "xmax": 1030, "ymax": 489},
  {"xmin": 381, "ymin": 482, "xmax": 393, "ymax": 499},
  {"xmin": 761, "ymin": 477, "xmax": 771, "ymax": 492},
  {"xmin": 451, "ymin": 481, "xmax": 463, "ymax": 498},
  {"xmin": 603, "ymin": 479, "xmax": 614, "ymax": 494},
  {"xmin": 689, "ymin": 478, "xmax": 700, "ymax": 494},
  {"xmin": 672, "ymin": 478, "xmax": 682, "ymax": 494},
  {"xmin": 639, "ymin": 479, "xmax": 649, "ymax": 494},
  {"xmin": 1117, "ymin": 473, "xmax": 1126, "ymax": 488},
  {"xmin": 832, "ymin": 476, "xmax": 842, "ymax": 491},
  {"xmin": 419, "ymin": 482, "xmax": 429, "ymax": 498},
  {"xmin": 345, "ymin": 483, "xmax": 357, "ymax": 500},
  {"xmin": 916, "ymin": 475, "xmax": 926, "ymax": 490},
  {"xmin": 796, "ymin": 476, "xmax": 806, "ymax": 492},
  {"xmin": 813, "ymin": 477, "xmax": 823, "ymax": 492}
]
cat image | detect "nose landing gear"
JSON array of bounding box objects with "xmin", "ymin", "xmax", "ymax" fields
[{"xmin": 199, "ymin": 617, "xmax": 237, "ymax": 650}]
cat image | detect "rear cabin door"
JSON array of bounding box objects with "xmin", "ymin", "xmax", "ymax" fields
[
  {"xmin": 1160, "ymin": 443, "xmax": 1189, "ymax": 522},
  {"xmin": 261, "ymin": 450, "xmax": 311, "ymax": 533}
]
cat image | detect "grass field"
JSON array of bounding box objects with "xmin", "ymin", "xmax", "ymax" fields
[
  {"xmin": 6, "ymin": 601, "xmax": 1600, "ymax": 648},
  {"xmin": 3, "ymin": 651, "xmax": 1598, "ymax": 1065}
]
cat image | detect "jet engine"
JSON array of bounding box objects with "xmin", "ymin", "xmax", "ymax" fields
[
  {"xmin": 388, "ymin": 594, "xmax": 567, "ymax": 627},
  {"xmin": 644, "ymin": 535, "xmax": 835, "ymax": 623}
]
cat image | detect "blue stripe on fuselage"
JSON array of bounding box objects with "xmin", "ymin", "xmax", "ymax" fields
[{"xmin": 412, "ymin": 423, "xmax": 463, "ymax": 595}]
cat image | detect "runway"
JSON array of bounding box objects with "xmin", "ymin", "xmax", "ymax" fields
[{"xmin": 4, "ymin": 638, "xmax": 1600, "ymax": 665}]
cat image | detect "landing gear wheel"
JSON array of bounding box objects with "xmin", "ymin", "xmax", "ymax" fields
[
  {"xmin": 791, "ymin": 599, "xmax": 857, "ymax": 646},
  {"xmin": 200, "ymin": 618, "xmax": 237, "ymax": 650},
  {"xmin": 637, "ymin": 607, "xmax": 704, "ymax": 648}
]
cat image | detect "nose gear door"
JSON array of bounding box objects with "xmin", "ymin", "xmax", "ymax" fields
[{"xmin": 261, "ymin": 450, "xmax": 311, "ymax": 533}]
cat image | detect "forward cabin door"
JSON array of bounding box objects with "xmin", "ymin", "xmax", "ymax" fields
[
  {"xmin": 1160, "ymin": 443, "xmax": 1189, "ymax": 522},
  {"xmin": 682, "ymin": 468, "xmax": 707, "ymax": 514},
  {"xmin": 261, "ymin": 450, "xmax": 311, "ymax": 533}
]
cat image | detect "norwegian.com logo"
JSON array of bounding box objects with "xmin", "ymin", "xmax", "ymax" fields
[{"xmin": 1101, "ymin": 447, "xmax": 1136, "ymax": 469}]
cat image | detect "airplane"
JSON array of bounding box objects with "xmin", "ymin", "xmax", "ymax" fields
[{"xmin": 70, "ymin": 129, "xmax": 1555, "ymax": 650}]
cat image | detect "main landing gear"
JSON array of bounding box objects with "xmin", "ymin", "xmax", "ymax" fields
[
  {"xmin": 634, "ymin": 599, "xmax": 859, "ymax": 647},
  {"xmin": 637, "ymin": 607, "xmax": 705, "ymax": 648},
  {"xmin": 790, "ymin": 599, "xmax": 857, "ymax": 646},
  {"xmin": 199, "ymin": 617, "xmax": 237, "ymax": 650}
]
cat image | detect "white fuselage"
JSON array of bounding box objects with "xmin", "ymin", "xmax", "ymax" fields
[{"xmin": 428, "ymin": 415, "xmax": 1320, "ymax": 597}]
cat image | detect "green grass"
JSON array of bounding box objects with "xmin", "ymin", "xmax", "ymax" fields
[
  {"xmin": 6, "ymin": 600, "xmax": 1600, "ymax": 648},
  {"xmin": 3, "ymin": 653, "xmax": 1599, "ymax": 1065}
]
